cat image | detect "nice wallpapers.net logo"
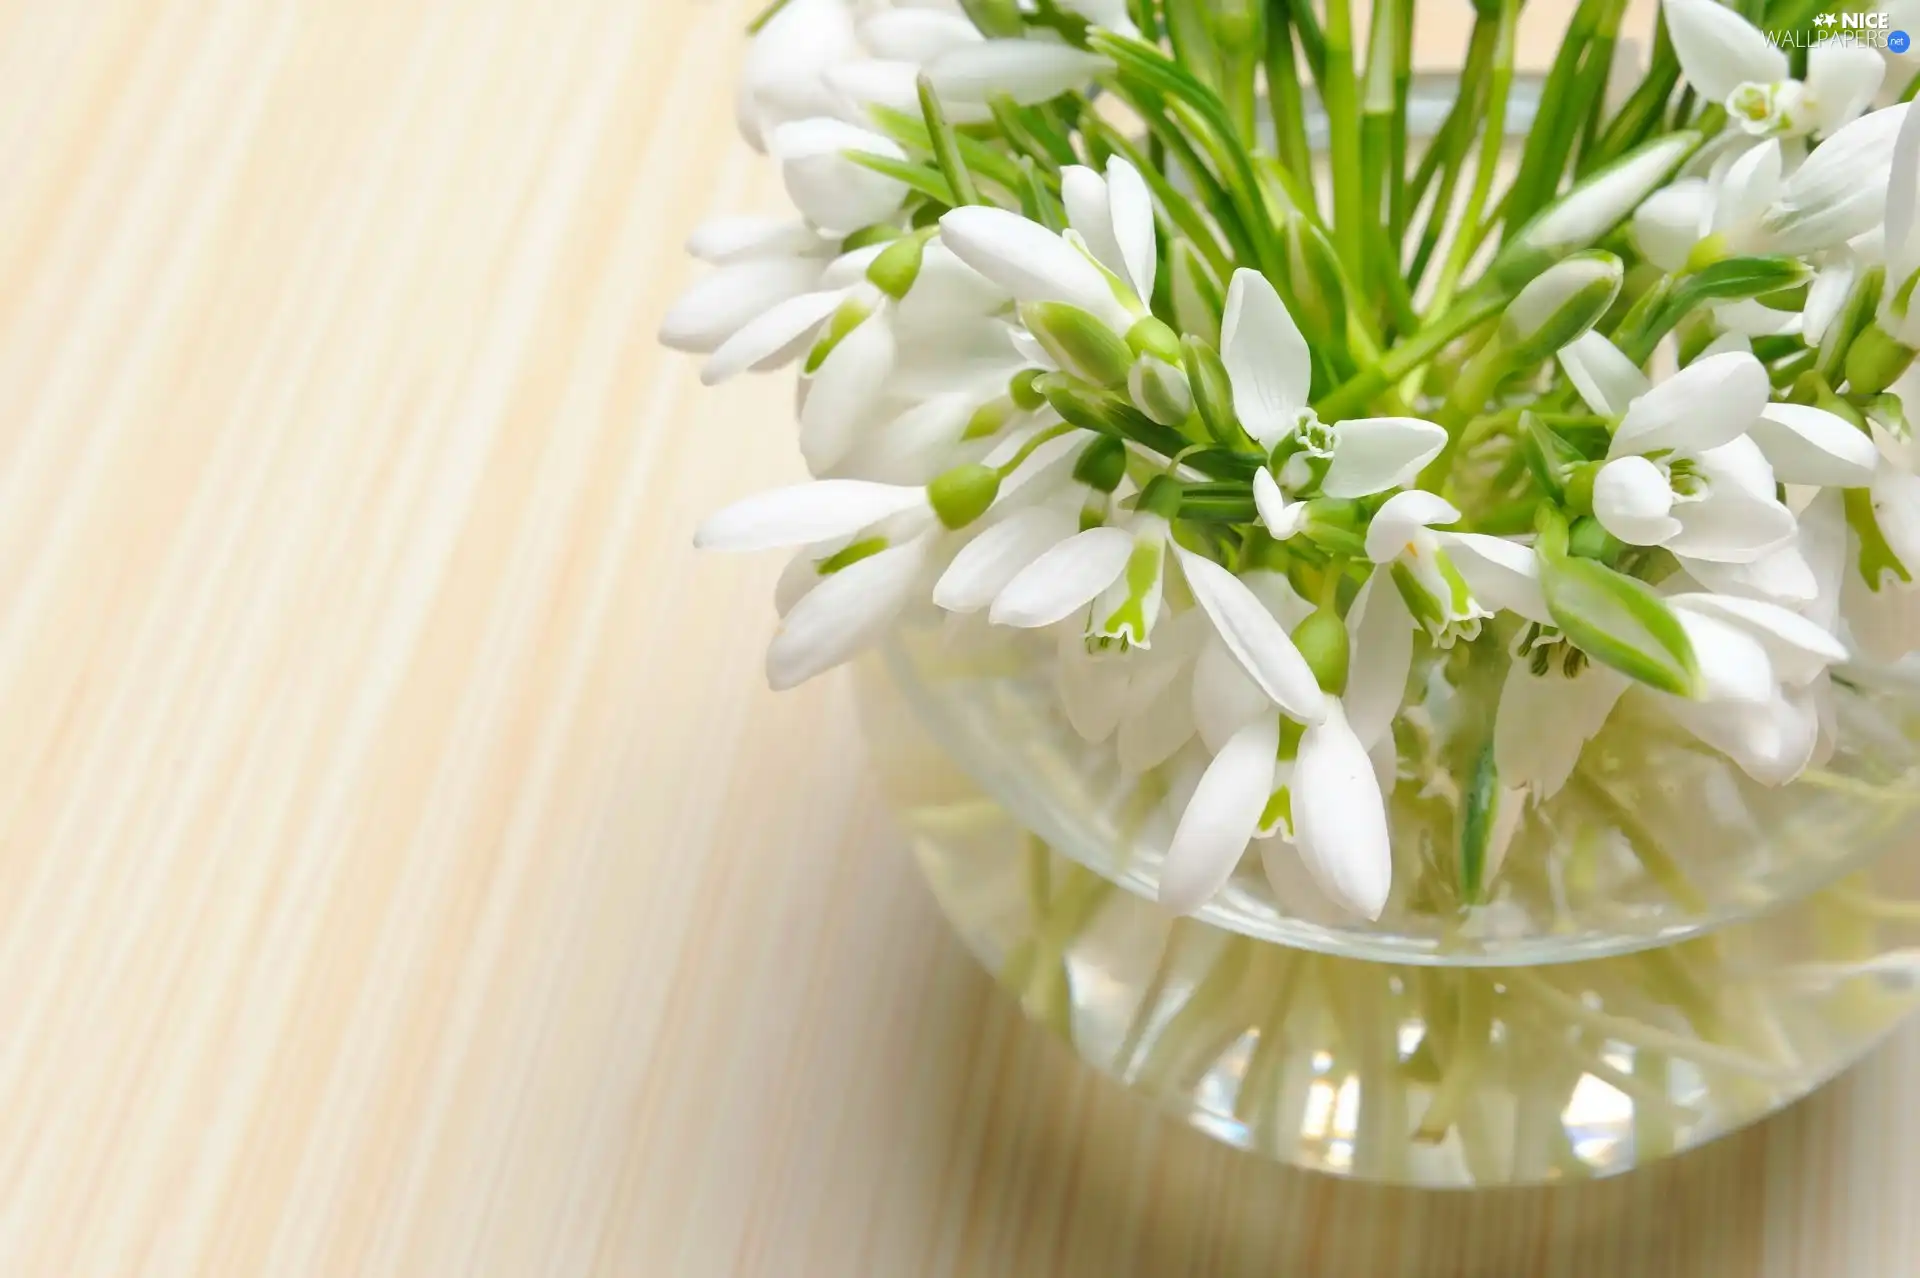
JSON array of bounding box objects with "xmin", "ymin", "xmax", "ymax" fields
[{"xmin": 1779, "ymin": 11, "xmax": 1910, "ymax": 52}]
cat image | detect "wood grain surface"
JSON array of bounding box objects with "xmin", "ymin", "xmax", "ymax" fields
[{"xmin": 0, "ymin": 1, "xmax": 1912, "ymax": 1273}]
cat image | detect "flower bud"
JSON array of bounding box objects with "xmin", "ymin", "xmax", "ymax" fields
[
  {"xmin": 1020, "ymin": 301, "xmax": 1134, "ymax": 387},
  {"xmin": 1071, "ymin": 434, "xmax": 1129, "ymax": 493},
  {"xmin": 1499, "ymin": 132, "xmax": 1698, "ymax": 282},
  {"xmin": 927, "ymin": 463, "xmax": 1002, "ymax": 529},
  {"xmin": 1499, "ymin": 251, "xmax": 1623, "ymax": 364},
  {"xmin": 1539, "ymin": 549, "xmax": 1702, "ymax": 700},
  {"xmin": 1181, "ymin": 336, "xmax": 1246, "ymax": 447},
  {"xmin": 1128, "ymin": 356, "xmax": 1193, "ymax": 427},
  {"xmin": 1169, "ymin": 240, "xmax": 1222, "ymax": 347},
  {"xmin": 1125, "ymin": 316, "xmax": 1183, "ymax": 365},
  {"xmin": 1280, "ymin": 214, "xmax": 1346, "ymax": 346},
  {"xmin": 1846, "ymin": 323, "xmax": 1918, "ymax": 397},
  {"xmin": 1290, "ymin": 607, "xmax": 1350, "ymax": 695}
]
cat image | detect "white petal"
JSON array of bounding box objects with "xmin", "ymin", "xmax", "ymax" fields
[
  {"xmin": 1160, "ymin": 717, "xmax": 1278, "ymax": 914},
  {"xmin": 1710, "ymin": 298, "xmax": 1796, "ymax": 339},
  {"xmin": 820, "ymin": 243, "xmax": 890, "ymax": 289},
  {"xmin": 1321, "ymin": 417, "xmax": 1448, "ymax": 498},
  {"xmin": 1173, "ymin": 546, "xmax": 1329, "ymax": 723},
  {"xmin": 839, "ymin": 392, "xmax": 977, "ymax": 485},
  {"xmin": 659, "ymin": 258, "xmax": 826, "ymax": 353},
  {"xmin": 1844, "ymin": 572, "xmax": 1920, "ymax": 662},
  {"xmin": 686, "ymin": 216, "xmax": 823, "ymax": 264},
  {"xmin": 990, "ymin": 526, "xmax": 1134, "ymax": 627},
  {"xmin": 1221, "ymin": 270, "xmax": 1311, "ymax": 447},
  {"xmin": 775, "ymin": 546, "xmax": 824, "ymax": 617},
  {"xmin": 1684, "ymin": 544, "xmax": 1818, "ymax": 608},
  {"xmin": 1692, "ymin": 434, "xmax": 1778, "ymax": 502},
  {"xmin": 1667, "ymin": 488, "xmax": 1796, "ymax": 564},
  {"xmin": 1105, "ymin": 156, "xmax": 1158, "ymax": 302},
  {"xmin": 933, "ymin": 505, "xmax": 1079, "ymax": 612},
  {"xmin": 1364, "ymin": 490, "xmax": 1460, "ymax": 564},
  {"xmin": 1669, "ymin": 592, "xmax": 1847, "ymax": 685},
  {"xmin": 1343, "ymin": 572, "xmax": 1413, "ymax": 752},
  {"xmin": 1890, "ymin": 97, "xmax": 1920, "ymax": 278},
  {"xmin": 1557, "ymin": 332, "xmax": 1651, "ymax": 418},
  {"xmin": 1252, "ymin": 468, "xmax": 1308, "ymax": 539},
  {"xmin": 1661, "ymin": 0, "xmax": 1786, "ymax": 103},
  {"xmin": 1765, "ymin": 105, "xmax": 1907, "ymax": 256},
  {"xmin": 1055, "ymin": 635, "xmax": 1128, "ymax": 742},
  {"xmin": 771, "ymin": 118, "xmax": 910, "ymax": 234},
  {"xmin": 740, "ymin": 0, "xmax": 861, "ymax": 147},
  {"xmin": 695, "ymin": 479, "xmax": 928, "ymax": 551},
  {"xmin": 1710, "ymin": 140, "xmax": 1782, "ymax": 238},
  {"xmin": 1661, "ymin": 690, "xmax": 1817, "ymax": 787},
  {"xmin": 1440, "ymin": 533, "xmax": 1553, "ymax": 624},
  {"xmin": 701, "ymin": 288, "xmax": 849, "ymax": 384},
  {"xmin": 1676, "ymin": 609, "xmax": 1775, "ymax": 705},
  {"xmin": 1592, "ymin": 456, "xmax": 1682, "ymax": 546},
  {"xmin": 937, "ymin": 206, "xmax": 1130, "ymax": 330},
  {"xmin": 926, "ymin": 40, "xmax": 1108, "ymax": 106},
  {"xmin": 858, "ymin": 9, "xmax": 981, "ymax": 62},
  {"xmin": 1117, "ymin": 671, "xmax": 1196, "ymax": 776},
  {"xmin": 1061, "ymin": 165, "xmax": 1129, "ymax": 284},
  {"xmin": 767, "ymin": 537, "xmax": 928, "ymax": 689},
  {"xmin": 1292, "ymin": 704, "xmax": 1393, "ymax": 920},
  {"xmin": 1803, "ymin": 261, "xmax": 1856, "ymax": 350},
  {"xmin": 827, "ymin": 60, "xmax": 934, "ymax": 123},
  {"xmin": 1748, "ymin": 403, "xmax": 1879, "ymax": 487},
  {"xmin": 1871, "ymin": 464, "xmax": 1920, "ymax": 569},
  {"xmin": 1191, "ymin": 634, "xmax": 1269, "ymax": 753},
  {"xmin": 1632, "ymin": 179, "xmax": 1711, "ymax": 272},
  {"xmin": 1494, "ymin": 661, "xmax": 1630, "ymax": 800},
  {"xmin": 1611, "ymin": 351, "xmax": 1768, "ymax": 456},
  {"xmin": 1805, "ymin": 43, "xmax": 1886, "ymax": 140},
  {"xmin": 799, "ymin": 315, "xmax": 897, "ymax": 473}
]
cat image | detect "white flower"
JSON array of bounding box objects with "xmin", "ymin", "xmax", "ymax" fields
[
  {"xmin": 1562, "ymin": 342, "xmax": 1799, "ymax": 563},
  {"xmin": 1358, "ymin": 492, "xmax": 1552, "ymax": 649},
  {"xmin": 1217, "ymin": 270, "xmax": 1447, "ymax": 533},
  {"xmin": 1494, "ymin": 636, "xmax": 1632, "ymax": 802},
  {"xmin": 925, "ymin": 39, "xmax": 1110, "ymax": 109},
  {"xmin": 1760, "ymin": 103, "xmax": 1909, "ymax": 257},
  {"xmin": 1663, "ymin": 0, "xmax": 1882, "ymax": 141},
  {"xmin": 658, "ymin": 218, "xmax": 840, "ymax": 355},
  {"xmin": 939, "ymin": 204, "xmax": 1144, "ymax": 333},
  {"xmin": 769, "ymin": 118, "xmax": 913, "ymax": 236},
  {"xmin": 1061, "ymin": 157, "xmax": 1158, "ymax": 306},
  {"xmin": 1158, "ymin": 563, "xmax": 1409, "ymax": 920},
  {"xmin": 735, "ymin": 0, "xmax": 862, "ymax": 150}
]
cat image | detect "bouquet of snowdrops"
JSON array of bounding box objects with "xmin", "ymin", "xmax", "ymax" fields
[{"xmin": 663, "ymin": 0, "xmax": 1917, "ymax": 924}]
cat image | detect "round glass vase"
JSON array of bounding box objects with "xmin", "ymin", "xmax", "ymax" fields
[{"xmin": 855, "ymin": 621, "xmax": 1920, "ymax": 1188}]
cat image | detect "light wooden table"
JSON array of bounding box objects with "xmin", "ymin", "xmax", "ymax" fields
[{"xmin": 0, "ymin": 1, "xmax": 1913, "ymax": 1274}]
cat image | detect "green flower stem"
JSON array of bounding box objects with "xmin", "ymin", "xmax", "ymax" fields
[
  {"xmin": 1413, "ymin": 974, "xmax": 1490, "ymax": 1143},
  {"xmin": 1504, "ymin": 969, "xmax": 1801, "ymax": 1082},
  {"xmin": 1388, "ymin": 0, "xmax": 1415, "ymax": 245},
  {"xmin": 918, "ymin": 76, "xmax": 982, "ymax": 207},
  {"xmin": 1133, "ymin": 934, "xmax": 1256, "ymax": 1095},
  {"xmin": 1427, "ymin": 0, "xmax": 1518, "ymax": 322},
  {"xmin": 1319, "ymin": 0, "xmax": 1366, "ymax": 279},
  {"xmin": 1407, "ymin": 18, "xmax": 1495, "ymax": 292},
  {"xmin": 1264, "ymin": 1, "xmax": 1316, "ymax": 212},
  {"xmin": 1314, "ymin": 287, "xmax": 1505, "ymax": 420},
  {"xmin": 745, "ymin": 0, "xmax": 794, "ymax": 33},
  {"xmin": 1285, "ymin": 0, "xmax": 1326, "ymax": 80},
  {"xmin": 1554, "ymin": 0, "xmax": 1632, "ymax": 183},
  {"xmin": 1502, "ymin": 0, "xmax": 1605, "ymax": 236},
  {"xmin": 1114, "ymin": 920, "xmax": 1195, "ymax": 1077},
  {"xmin": 1573, "ymin": 768, "xmax": 1708, "ymax": 913}
]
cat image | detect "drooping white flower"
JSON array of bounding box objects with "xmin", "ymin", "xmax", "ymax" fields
[
  {"xmin": 769, "ymin": 118, "xmax": 914, "ymax": 236},
  {"xmin": 1217, "ymin": 270, "xmax": 1447, "ymax": 534},
  {"xmin": 659, "ymin": 219, "xmax": 842, "ymax": 356},
  {"xmin": 1158, "ymin": 565, "xmax": 1408, "ymax": 920},
  {"xmin": 735, "ymin": 0, "xmax": 862, "ymax": 150},
  {"xmin": 1663, "ymin": 0, "xmax": 1882, "ymax": 142},
  {"xmin": 1060, "ymin": 157, "xmax": 1158, "ymax": 306},
  {"xmin": 1363, "ymin": 492, "xmax": 1492, "ymax": 646},
  {"xmin": 1561, "ymin": 342, "xmax": 1800, "ymax": 563},
  {"xmin": 925, "ymin": 39, "xmax": 1110, "ymax": 110},
  {"xmin": 939, "ymin": 204, "xmax": 1144, "ymax": 333}
]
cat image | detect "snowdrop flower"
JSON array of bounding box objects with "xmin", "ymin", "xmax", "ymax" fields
[
  {"xmin": 924, "ymin": 39, "xmax": 1110, "ymax": 112},
  {"xmin": 1841, "ymin": 442, "xmax": 1920, "ymax": 660},
  {"xmin": 1656, "ymin": 593, "xmax": 1850, "ymax": 785},
  {"xmin": 940, "ymin": 198, "xmax": 1148, "ymax": 336},
  {"xmin": 987, "ymin": 475, "xmax": 1182, "ymax": 649},
  {"xmin": 769, "ymin": 118, "xmax": 914, "ymax": 236},
  {"xmin": 1214, "ymin": 270, "xmax": 1447, "ymax": 535},
  {"xmin": 659, "ymin": 218, "xmax": 843, "ymax": 356},
  {"xmin": 825, "ymin": 8, "xmax": 990, "ymax": 124},
  {"xmin": 1158, "ymin": 561, "xmax": 1410, "ymax": 920},
  {"xmin": 1560, "ymin": 342, "xmax": 1801, "ymax": 563},
  {"xmin": 1663, "ymin": 0, "xmax": 1882, "ymax": 143},
  {"xmin": 1362, "ymin": 492, "xmax": 1554, "ymax": 647},
  {"xmin": 735, "ymin": 0, "xmax": 862, "ymax": 150},
  {"xmin": 1495, "ymin": 632, "xmax": 1632, "ymax": 802}
]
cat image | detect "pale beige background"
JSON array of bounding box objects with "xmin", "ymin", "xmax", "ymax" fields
[{"xmin": 0, "ymin": 0, "xmax": 1912, "ymax": 1274}]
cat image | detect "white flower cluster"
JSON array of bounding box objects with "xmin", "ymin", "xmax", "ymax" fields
[{"xmin": 665, "ymin": 0, "xmax": 1920, "ymax": 924}]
